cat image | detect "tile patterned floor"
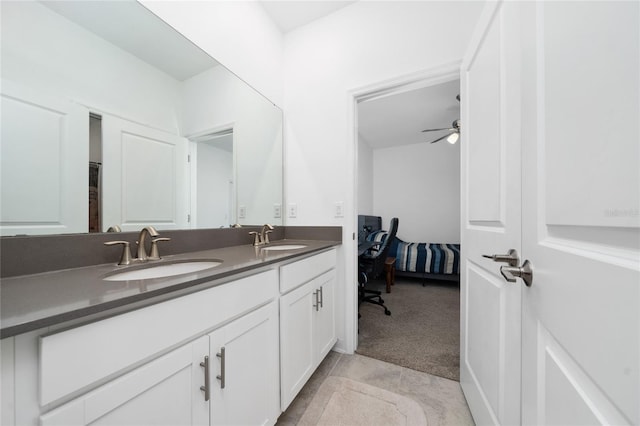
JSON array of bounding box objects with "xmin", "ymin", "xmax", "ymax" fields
[{"xmin": 276, "ymin": 352, "xmax": 474, "ymax": 426}]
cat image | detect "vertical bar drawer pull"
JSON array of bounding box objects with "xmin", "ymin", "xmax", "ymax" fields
[
  {"xmin": 319, "ymin": 286, "xmax": 324, "ymax": 308},
  {"xmin": 200, "ymin": 355, "xmax": 210, "ymax": 401},
  {"xmin": 216, "ymin": 347, "xmax": 226, "ymax": 389},
  {"xmin": 313, "ymin": 290, "xmax": 319, "ymax": 311}
]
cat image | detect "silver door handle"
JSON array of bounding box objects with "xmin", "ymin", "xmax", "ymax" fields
[
  {"xmin": 216, "ymin": 347, "xmax": 226, "ymax": 389},
  {"xmin": 500, "ymin": 259, "xmax": 533, "ymax": 287},
  {"xmin": 200, "ymin": 355, "xmax": 210, "ymax": 401},
  {"xmin": 482, "ymin": 249, "xmax": 519, "ymax": 267}
]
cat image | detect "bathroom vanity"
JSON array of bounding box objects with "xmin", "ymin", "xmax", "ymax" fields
[{"xmin": 0, "ymin": 235, "xmax": 340, "ymax": 425}]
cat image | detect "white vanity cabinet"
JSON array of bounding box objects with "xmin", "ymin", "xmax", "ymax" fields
[
  {"xmin": 208, "ymin": 301, "xmax": 280, "ymax": 426},
  {"xmin": 40, "ymin": 336, "xmax": 210, "ymax": 426},
  {"xmin": 1, "ymin": 246, "xmax": 340, "ymax": 426},
  {"xmin": 279, "ymin": 249, "xmax": 337, "ymax": 410},
  {"xmin": 2, "ymin": 269, "xmax": 280, "ymax": 426},
  {"xmin": 40, "ymin": 301, "xmax": 280, "ymax": 426}
]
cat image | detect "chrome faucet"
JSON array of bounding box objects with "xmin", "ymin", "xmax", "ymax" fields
[
  {"xmin": 260, "ymin": 224, "xmax": 274, "ymax": 245},
  {"xmin": 105, "ymin": 226, "xmax": 170, "ymax": 265},
  {"xmin": 249, "ymin": 224, "xmax": 274, "ymax": 246},
  {"xmin": 137, "ymin": 226, "xmax": 159, "ymax": 261}
]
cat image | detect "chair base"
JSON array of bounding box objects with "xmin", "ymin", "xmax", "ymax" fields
[{"xmin": 359, "ymin": 287, "xmax": 391, "ymax": 316}]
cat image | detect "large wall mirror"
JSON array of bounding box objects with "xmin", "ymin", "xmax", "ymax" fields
[{"xmin": 0, "ymin": 0, "xmax": 283, "ymax": 236}]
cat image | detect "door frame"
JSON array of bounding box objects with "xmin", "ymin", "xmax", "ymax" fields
[{"xmin": 346, "ymin": 61, "xmax": 462, "ymax": 352}]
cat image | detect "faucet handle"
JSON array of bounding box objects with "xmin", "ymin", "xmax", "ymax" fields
[
  {"xmin": 149, "ymin": 237, "xmax": 171, "ymax": 260},
  {"xmin": 249, "ymin": 231, "xmax": 261, "ymax": 246},
  {"xmin": 104, "ymin": 240, "xmax": 133, "ymax": 265},
  {"xmin": 263, "ymin": 229, "xmax": 273, "ymax": 244}
]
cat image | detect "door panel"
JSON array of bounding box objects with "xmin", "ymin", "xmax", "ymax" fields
[
  {"xmin": 0, "ymin": 80, "xmax": 88, "ymax": 236},
  {"xmin": 280, "ymin": 281, "xmax": 315, "ymax": 410},
  {"xmin": 102, "ymin": 115, "xmax": 188, "ymax": 231},
  {"xmin": 521, "ymin": 2, "xmax": 639, "ymax": 425},
  {"xmin": 460, "ymin": 2, "xmax": 522, "ymax": 425},
  {"xmin": 208, "ymin": 302, "xmax": 280, "ymax": 426},
  {"xmin": 314, "ymin": 270, "xmax": 336, "ymax": 363},
  {"xmin": 40, "ymin": 337, "xmax": 209, "ymax": 426}
]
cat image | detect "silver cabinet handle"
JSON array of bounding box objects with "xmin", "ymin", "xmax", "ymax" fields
[
  {"xmin": 200, "ymin": 355, "xmax": 210, "ymax": 401},
  {"xmin": 319, "ymin": 286, "xmax": 324, "ymax": 308},
  {"xmin": 313, "ymin": 290, "xmax": 319, "ymax": 311},
  {"xmin": 216, "ymin": 347, "xmax": 226, "ymax": 389},
  {"xmin": 482, "ymin": 249, "xmax": 519, "ymax": 267},
  {"xmin": 500, "ymin": 259, "xmax": 533, "ymax": 287}
]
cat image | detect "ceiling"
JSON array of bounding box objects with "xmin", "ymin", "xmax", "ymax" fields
[
  {"xmin": 42, "ymin": 1, "xmax": 218, "ymax": 81},
  {"xmin": 358, "ymin": 80, "xmax": 461, "ymax": 150},
  {"xmin": 259, "ymin": 1, "xmax": 357, "ymax": 33}
]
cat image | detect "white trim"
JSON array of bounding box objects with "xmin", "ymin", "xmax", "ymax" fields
[{"xmin": 345, "ymin": 61, "xmax": 462, "ymax": 353}]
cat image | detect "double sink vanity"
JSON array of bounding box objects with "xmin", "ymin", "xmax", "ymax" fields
[{"xmin": 0, "ymin": 226, "xmax": 342, "ymax": 425}]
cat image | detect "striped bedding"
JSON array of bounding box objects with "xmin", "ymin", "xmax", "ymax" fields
[{"xmin": 367, "ymin": 232, "xmax": 460, "ymax": 275}]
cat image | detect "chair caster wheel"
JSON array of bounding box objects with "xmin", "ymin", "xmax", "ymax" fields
[{"xmin": 385, "ymin": 310, "xmax": 391, "ymax": 316}]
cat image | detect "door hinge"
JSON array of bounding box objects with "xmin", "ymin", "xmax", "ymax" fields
[
  {"xmin": 187, "ymin": 154, "xmax": 191, "ymax": 163},
  {"xmin": 187, "ymin": 214, "xmax": 191, "ymax": 223},
  {"xmin": 353, "ymin": 232, "xmax": 356, "ymax": 240}
]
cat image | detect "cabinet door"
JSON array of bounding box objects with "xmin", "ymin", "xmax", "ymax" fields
[
  {"xmin": 40, "ymin": 337, "xmax": 209, "ymax": 426},
  {"xmin": 313, "ymin": 269, "xmax": 336, "ymax": 365},
  {"xmin": 209, "ymin": 302, "xmax": 280, "ymax": 426},
  {"xmin": 279, "ymin": 280, "xmax": 315, "ymax": 411}
]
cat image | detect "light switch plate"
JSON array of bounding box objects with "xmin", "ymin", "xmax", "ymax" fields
[
  {"xmin": 335, "ymin": 201, "xmax": 344, "ymax": 218},
  {"xmin": 287, "ymin": 203, "xmax": 297, "ymax": 218},
  {"xmin": 273, "ymin": 203, "xmax": 281, "ymax": 218},
  {"xmin": 239, "ymin": 205, "xmax": 246, "ymax": 219}
]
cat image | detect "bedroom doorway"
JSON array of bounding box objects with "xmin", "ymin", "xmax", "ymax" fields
[{"xmin": 354, "ymin": 70, "xmax": 462, "ymax": 382}]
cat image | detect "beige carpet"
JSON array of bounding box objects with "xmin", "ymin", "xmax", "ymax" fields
[
  {"xmin": 298, "ymin": 376, "xmax": 427, "ymax": 426},
  {"xmin": 357, "ymin": 278, "xmax": 460, "ymax": 381}
]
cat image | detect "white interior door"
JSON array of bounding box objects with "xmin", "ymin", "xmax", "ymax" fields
[
  {"xmin": 520, "ymin": 2, "xmax": 640, "ymax": 424},
  {"xmin": 102, "ymin": 115, "xmax": 188, "ymax": 232},
  {"xmin": 459, "ymin": 2, "xmax": 522, "ymax": 425},
  {"xmin": 0, "ymin": 80, "xmax": 88, "ymax": 236}
]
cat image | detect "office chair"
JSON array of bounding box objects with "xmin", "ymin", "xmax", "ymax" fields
[{"xmin": 358, "ymin": 217, "xmax": 399, "ymax": 316}]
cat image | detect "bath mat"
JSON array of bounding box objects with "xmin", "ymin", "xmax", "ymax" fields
[{"xmin": 298, "ymin": 376, "xmax": 427, "ymax": 426}]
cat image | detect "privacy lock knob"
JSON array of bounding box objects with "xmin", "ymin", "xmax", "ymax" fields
[{"xmin": 500, "ymin": 259, "xmax": 533, "ymax": 287}]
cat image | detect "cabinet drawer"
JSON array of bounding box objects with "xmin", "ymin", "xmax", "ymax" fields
[
  {"xmin": 40, "ymin": 269, "xmax": 277, "ymax": 406},
  {"xmin": 279, "ymin": 249, "xmax": 336, "ymax": 294}
]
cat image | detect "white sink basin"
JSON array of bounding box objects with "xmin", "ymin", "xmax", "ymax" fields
[
  {"xmin": 261, "ymin": 244, "xmax": 307, "ymax": 251},
  {"xmin": 104, "ymin": 260, "xmax": 222, "ymax": 281}
]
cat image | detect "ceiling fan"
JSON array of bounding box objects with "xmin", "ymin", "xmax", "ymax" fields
[{"xmin": 421, "ymin": 94, "xmax": 460, "ymax": 144}]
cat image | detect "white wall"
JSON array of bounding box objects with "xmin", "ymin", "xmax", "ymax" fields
[
  {"xmin": 283, "ymin": 1, "xmax": 483, "ymax": 351},
  {"xmin": 373, "ymin": 142, "xmax": 460, "ymax": 243},
  {"xmin": 357, "ymin": 135, "xmax": 374, "ymax": 215},
  {"xmin": 1, "ymin": 1, "xmax": 181, "ymax": 134},
  {"xmin": 181, "ymin": 66, "xmax": 283, "ymax": 225},
  {"xmin": 141, "ymin": 0, "xmax": 284, "ymax": 107}
]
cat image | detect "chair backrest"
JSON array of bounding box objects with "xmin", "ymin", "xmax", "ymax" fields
[{"xmin": 360, "ymin": 217, "xmax": 399, "ymax": 278}]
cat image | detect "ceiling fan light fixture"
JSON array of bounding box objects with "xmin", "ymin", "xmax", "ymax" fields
[{"xmin": 447, "ymin": 132, "xmax": 459, "ymax": 144}]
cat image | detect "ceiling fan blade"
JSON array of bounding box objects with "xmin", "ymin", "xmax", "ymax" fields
[
  {"xmin": 430, "ymin": 133, "xmax": 451, "ymax": 144},
  {"xmin": 421, "ymin": 127, "xmax": 454, "ymax": 133}
]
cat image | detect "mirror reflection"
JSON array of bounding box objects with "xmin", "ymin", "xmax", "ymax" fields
[{"xmin": 0, "ymin": 0, "xmax": 283, "ymax": 236}]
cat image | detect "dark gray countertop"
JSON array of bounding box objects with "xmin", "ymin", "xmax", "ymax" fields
[{"xmin": 0, "ymin": 240, "xmax": 340, "ymax": 338}]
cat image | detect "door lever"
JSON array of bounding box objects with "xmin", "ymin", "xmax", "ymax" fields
[
  {"xmin": 500, "ymin": 260, "xmax": 533, "ymax": 287},
  {"xmin": 482, "ymin": 249, "xmax": 519, "ymax": 267}
]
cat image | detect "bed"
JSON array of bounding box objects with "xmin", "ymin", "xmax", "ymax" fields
[{"xmin": 358, "ymin": 215, "xmax": 460, "ymax": 283}]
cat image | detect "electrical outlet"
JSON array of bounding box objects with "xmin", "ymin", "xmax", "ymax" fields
[
  {"xmin": 288, "ymin": 203, "xmax": 297, "ymax": 218},
  {"xmin": 273, "ymin": 203, "xmax": 281, "ymax": 218},
  {"xmin": 238, "ymin": 205, "xmax": 246, "ymax": 219},
  {"xmin": 335, "ymin": 201, "xmax": 344, "ymax": 218}
]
